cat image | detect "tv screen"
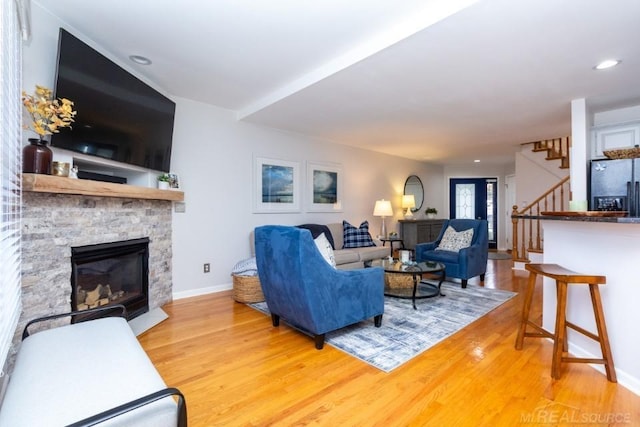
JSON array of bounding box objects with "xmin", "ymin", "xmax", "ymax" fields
[{"xmin": 52, "ymin": 28, "xmax": 175, "ymax": 172}]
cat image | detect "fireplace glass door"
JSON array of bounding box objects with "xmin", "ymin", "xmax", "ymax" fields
[{"xmin": 71, "ymin": 237, "xmax": 149, "ymax": 321}]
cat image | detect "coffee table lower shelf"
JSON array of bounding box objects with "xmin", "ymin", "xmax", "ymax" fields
[
  {"xmin": 384, "ymin": 279, "xmax": 445, "ymax": 309},
  {"xmin": 375, "ymin": 259, "xmax": 446, "ymax": 309}
]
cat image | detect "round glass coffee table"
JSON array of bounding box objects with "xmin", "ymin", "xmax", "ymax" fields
[{"xmin": 372, "ymin": 259, "xmax": 446, "ymax": 309}]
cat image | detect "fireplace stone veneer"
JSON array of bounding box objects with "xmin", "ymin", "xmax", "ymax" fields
[{"xmin": 18, "ymin": 192, "xmax": 173, "ymax": 346}]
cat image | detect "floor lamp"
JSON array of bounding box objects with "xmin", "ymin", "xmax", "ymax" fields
[{"xmin": 373, "ymin": 199, "xmax": 393, "ymax": 239}]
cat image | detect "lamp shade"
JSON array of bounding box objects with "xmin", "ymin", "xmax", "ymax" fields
[
  {"xmin": 402, "ymin": 194, "xmax": 416, "ymax": 209},
  {"xmin": 373, "ymin": 199, "xmax": 393, "ymax": 217}
]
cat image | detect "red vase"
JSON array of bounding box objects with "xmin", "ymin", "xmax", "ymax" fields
[{"xmin": 23, "ymin": 138, "xmax": 53, "ymax": 174}]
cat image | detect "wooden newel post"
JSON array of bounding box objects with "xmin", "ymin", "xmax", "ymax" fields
[{"xmin": 511, "ymin": 205, "xmax": 519, "ymax": 260}]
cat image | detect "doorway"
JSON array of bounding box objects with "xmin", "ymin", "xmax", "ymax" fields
[
  {"xmin": 505, "ymin": 174, "xmax": 516, "ymax": 251},
  {"xmin": 449, "ymin": 178, "xmax": 497, "ymax": 249}
]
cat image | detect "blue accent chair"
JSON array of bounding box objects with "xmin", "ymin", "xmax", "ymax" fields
[
  {"xmin": 414, "ymin": 219, "xmax": 488, "ymax": 289},
  {"xmin": 254, "ymin": 225, "xmax": 384, "ymax": 349}
]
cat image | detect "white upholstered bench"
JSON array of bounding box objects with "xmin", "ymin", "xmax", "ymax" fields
[{"xmin": 0, "ymin": 306, "xmax": 186, "ymax": 426}]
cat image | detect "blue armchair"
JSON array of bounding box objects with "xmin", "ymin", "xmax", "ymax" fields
[
  {"xmin": 254, "ymin": 225, "xmax": 384, "ymax": 349},
  {"xmin": 415, "ymin": 219, "xmax": 488, "ymax": 288}
]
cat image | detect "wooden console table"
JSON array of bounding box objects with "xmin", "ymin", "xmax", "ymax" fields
[{"xmin": 399, "ymin": 219, "xmax": 446, "ymax": 250}]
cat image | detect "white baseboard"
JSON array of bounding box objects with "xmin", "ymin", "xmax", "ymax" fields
[
  {"xmin": 568, "ymin": 342, "xmax": 640, "ymax": 396},
  {"xmin": 534, "ymin": 337, "xmax": 639, "ymax": 396},
  {"xmin": 172, "ymin": 282, "xmax": 232, "ymax": 300}
]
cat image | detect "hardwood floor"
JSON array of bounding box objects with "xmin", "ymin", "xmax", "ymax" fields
[{"xmin": 138, "ymin": 259, "xmax": 640, "ymax": 426}]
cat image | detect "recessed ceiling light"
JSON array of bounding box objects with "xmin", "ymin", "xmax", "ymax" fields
[
  {"xmin": 129, "ymin": 55, "xmax": 152, "ymax": 65},
  {"xmin": 474, "ymin": 159, "xmax": 481, "ymax": 163},
  {"xmin": 594, "ymin": 59, "xmax": 620, "ymax": 70}
]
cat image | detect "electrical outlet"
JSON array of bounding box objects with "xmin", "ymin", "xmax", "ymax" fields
[{"xmin": 203, "ymin": 263, "xmax": 210, "ymax": 273}]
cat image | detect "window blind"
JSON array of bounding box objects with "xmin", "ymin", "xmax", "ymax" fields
[{"xmin": 0, "ymin": 0, "xmax": 23, "ymax": 372}]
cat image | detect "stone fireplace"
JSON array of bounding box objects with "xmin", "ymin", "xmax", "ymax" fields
[
  {"xmin": 0, "ymin": 174, "xmax": 183, "ymax": 372},
  {"xmin": 19, "ymin": 191, "xmax": 174, "ymax": 336}
]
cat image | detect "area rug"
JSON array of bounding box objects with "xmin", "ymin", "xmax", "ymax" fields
[
  {"xmin": 488, "ymin": 251, "xmax": 512, "ymax": 260},
  {"xmin": 249, "ymin": 282, "xmax": 516, "ymax": 372}
]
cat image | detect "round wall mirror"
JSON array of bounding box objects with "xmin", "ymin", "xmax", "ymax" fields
[{"xmin": 404, "ymin": 175, "xmax": 424, "ymax": 212}]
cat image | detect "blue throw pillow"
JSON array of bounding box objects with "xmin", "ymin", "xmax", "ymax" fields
[{"xmin": 342, "ymin": 220, "xmax": 376, "ymax": 248}]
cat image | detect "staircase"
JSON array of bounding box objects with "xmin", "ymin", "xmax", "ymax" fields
[
  {"xmin": 511, "ymin": 176, "xmax": 570, "ymax": 262},
  {"xmin": 530, "ymin": 136, "xmax": 571, "ymax": 169},
  {"xmin": 511, "ymin": 136, "xmax": 572, "ymax": 262}
]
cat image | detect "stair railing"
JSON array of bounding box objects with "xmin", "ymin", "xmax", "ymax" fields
[{"xmin": 511, "ymin": 176, "xmax": 570, "ymax": 262}]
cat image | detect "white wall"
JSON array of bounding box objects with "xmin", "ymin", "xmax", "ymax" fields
[
  {"xmin": 514, "ymin": 147, "xmax": 570, "ymax": 212},
  {"xmin": 23, "ymin": 3, "xmax": 443, "ymax": 298},
  {"xmin": 570, "ymin": 99, "xmax": 590, "ymax": 201},
  {"xmin": 170, "ymin": 98, "xmax": 442, "ymax": 297},
  {"xmin": 593, "ymin": 104, "xmax": 640, "ymax": 127}
]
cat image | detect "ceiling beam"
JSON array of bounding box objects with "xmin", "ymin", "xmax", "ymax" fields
[{"xmin": 236, "ymin": 0, "xmax": 478, "ymax": 121}]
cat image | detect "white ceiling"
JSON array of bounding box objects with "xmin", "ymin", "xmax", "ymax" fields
[{"xmin": 35, "ymin": 0, "xmax": 640, "ymax": 166}]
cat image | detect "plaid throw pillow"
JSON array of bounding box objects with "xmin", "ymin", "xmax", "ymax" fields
[{"xmin": 342, "ymin": 220, "xmax": 376, "ymax": 248}]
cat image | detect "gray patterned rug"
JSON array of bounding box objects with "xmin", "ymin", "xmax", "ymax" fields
[
  {"xmin": 488, "ymin": 251, "xmax": 512, "ymax": 260},
  {"xmin": 249, "ymin": 282, "xmax": 516, "ymax": 372}
]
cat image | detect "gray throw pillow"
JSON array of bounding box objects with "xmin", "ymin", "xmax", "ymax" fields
[{"xmin": 436, "ymin": 226, "xmax": 474, "ymax": 252}]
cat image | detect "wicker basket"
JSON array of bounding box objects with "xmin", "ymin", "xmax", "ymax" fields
[
  {"xmin": 385, "ymin": 273, "xmax": 416, "ymax": 289},
  {"xmin": 603, "ymin": 147, "xmax": 640, "ymax": 159},
  {"xmin": 232, "ymin": 274, "xmax": 265, "ymax": 303}
]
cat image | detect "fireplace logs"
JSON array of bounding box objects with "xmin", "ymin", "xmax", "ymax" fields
[{"xmin": 75, "ymin": 284, "xmax": 126, "ymax": 310}]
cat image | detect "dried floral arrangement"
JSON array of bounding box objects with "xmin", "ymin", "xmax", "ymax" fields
[{"xmin": 22, "ymin": 85, "xmax": 76, "ymax": 141}]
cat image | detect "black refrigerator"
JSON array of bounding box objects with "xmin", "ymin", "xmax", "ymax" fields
[{"xmin": 590, "ymin": 158, "xmax": 640, "ymax": 216}]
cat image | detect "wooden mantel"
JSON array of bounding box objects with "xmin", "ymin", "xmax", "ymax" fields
[{"xmin": 22, "ymin": 173, "xmax": 184, "ymax": 202}]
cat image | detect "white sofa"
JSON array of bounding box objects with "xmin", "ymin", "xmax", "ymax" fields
[
  {"xmin": 322, "ymin": 222, "xmax": 389, "ymax": 269},
  {"xmin": 0, "ymin": 306, "xmax": 186, "ymax": 427}
]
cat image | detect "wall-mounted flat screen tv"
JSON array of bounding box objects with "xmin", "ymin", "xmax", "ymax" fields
[{"xmin": 51, "ymin": 28, "xmax": 175, "ymax": 172}]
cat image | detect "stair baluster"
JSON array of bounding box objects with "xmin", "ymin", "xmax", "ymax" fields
[{"xmin": 512, "ymin": 176, "xmax": 570, "ymax": 262}]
